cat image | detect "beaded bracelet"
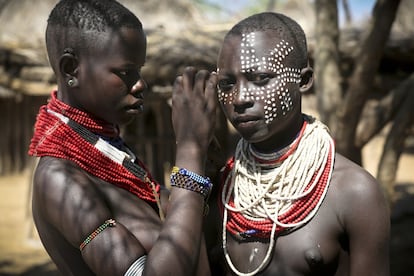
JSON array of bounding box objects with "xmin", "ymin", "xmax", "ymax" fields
[
  {"xmin": 79, "ymin": 219, "xmax": 116, "ymax": 251},
  {"xmin": 170, "ymin": 167, "xmax": 212, "ymax": 215},
  {"xmin": 170, "ymin": 166, "xmax": 213, "ymax": 200}
]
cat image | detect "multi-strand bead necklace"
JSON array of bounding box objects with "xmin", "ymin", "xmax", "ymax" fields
[
  {"xmin": 220, "ymin": 115, "xmax": 335, "ymax": 275},
  {"xmin": 29, "ymin": 91, "xmax": 162, "ymax": 213}
]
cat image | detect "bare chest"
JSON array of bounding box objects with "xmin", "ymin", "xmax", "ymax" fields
[
  {"xmin": 220, "ymin": 202, "xmax": 345, "ymax": 276},
  {"xmin": 96, "ymin": 178, "xmax": 165, "ymax": 250}
]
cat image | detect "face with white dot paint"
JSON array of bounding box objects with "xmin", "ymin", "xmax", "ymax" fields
[{"xmin": 217, "ymin": 30, "xmax": 304, "ymax": 148}]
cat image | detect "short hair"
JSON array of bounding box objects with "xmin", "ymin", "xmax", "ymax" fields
[
  {"xmin": 225, "ymin": 12, "xmax": 308, "ymax": 68},
  {"xmin": 46, "ymin": 0, "xmax": 143, "ymax": 72}
]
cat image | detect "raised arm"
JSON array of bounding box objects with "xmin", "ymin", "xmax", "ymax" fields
[
  {"xmin": 32, "ymin": 67, "xmax": 218, "ymax": 276},
  {"xmin": 145, "ymin": 67, "xmax": 218, "ymax": 275}
]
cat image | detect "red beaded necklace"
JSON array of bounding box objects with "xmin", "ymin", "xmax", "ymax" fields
[
  {"xmin": 219, "ymin": 118, "xmax": 334, "ymax": 241},
  {"xmin": 28, "ymin": 91, "xmax": 160, "ymax": 204}
]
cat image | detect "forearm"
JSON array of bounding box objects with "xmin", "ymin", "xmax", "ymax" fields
[
  {"xmin": 145, "ymin": 67, "xmax": 216, "ymax": 275},
  {"xmin": 145, "ymin": 188, "xmax": 205, "ymax": 276},
  {"xmin": 174, "ymin": 141, "xmax": 206, "ymax": 175},
  {"xmin": 144, "ymin": 144, "xmax": 209, "ymax": 275}
]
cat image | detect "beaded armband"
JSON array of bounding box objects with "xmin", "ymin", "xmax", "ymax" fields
[
  {"xmin": 79, "ymin": 219, "xmax": 116, "ymax": 251},
  {"xmin": 170, "ymin": 166, "xmax": 213, "ymax": 200}
]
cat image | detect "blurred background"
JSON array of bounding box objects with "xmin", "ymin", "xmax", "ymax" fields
[{"xmin": 0, "ymin": 0, "xmax": 413, "ymax": 275}]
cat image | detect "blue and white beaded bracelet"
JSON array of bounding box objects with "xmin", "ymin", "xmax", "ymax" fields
[{"xmin": 170, "ymin": 166, "xmax": 213, "ymax": 200}]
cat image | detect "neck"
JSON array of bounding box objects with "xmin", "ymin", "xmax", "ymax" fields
[
  {"xmin": 249, "ymin": 118, "xmax": 307, "ymax": 165},
  {"xmin": 49, "ymin": 90, "xmax": 119, "ymax": 138},
  {"xmin": 251, "ymin": 113, "xmax": 305, "ymax": 154}
]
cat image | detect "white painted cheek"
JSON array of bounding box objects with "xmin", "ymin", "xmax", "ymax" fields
[
  {"xmin": 262, "ymin": 40, "xmax": 302, "ymax": 124},
  {"xmin": 264, "ymin": 94, "xmax": 277, "ymax": 124},
  {"xmin": 217, "ymin": 67, "xmax": 234, "ymax": 105},
  {"xmin": 218, "ymin": 87, "xmax": 234, "ymax": 105}
]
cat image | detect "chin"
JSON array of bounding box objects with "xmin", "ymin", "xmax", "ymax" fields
[
  {"xmin": 239, "ymin": 130, "xmax": 270, "ymax": 144},
  {"xmin": 120, "ymin": 116, "xmax": 137, "ymax": 126}
]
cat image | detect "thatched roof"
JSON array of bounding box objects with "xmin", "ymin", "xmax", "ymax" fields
[
  {"xmin": 0, "ymin": 0, "xmax": 413, "ymax": 96},
  {"xmin": 0, "ymin": 0, "xmax": 225, "ymax": 96}
]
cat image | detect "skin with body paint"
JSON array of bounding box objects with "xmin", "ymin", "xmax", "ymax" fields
[
  {"xmin": 218, "ymin": 34, "xmax": 301, "ymax": 124},
  {"xmin": 204, "ymin": 12, "xmax": 390, "ymax": 276}
]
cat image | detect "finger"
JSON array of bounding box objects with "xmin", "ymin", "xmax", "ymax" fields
[
  {"xmin": 194, "ymin": 69, "xmax": 210, "ymax": 98},
  {"xmin": 205, "ymin": 72, "xmax": 218, "ymax": 114},
  {"xmin": 181, "ymin": 66, "xmax": 196, "ymax": 98},
  {"xmin": 172, "ymin": 75, "xmax": 184, "ymax": 105}
]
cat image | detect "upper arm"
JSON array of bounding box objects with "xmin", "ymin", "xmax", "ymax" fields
[
  {"xmin": 33, "ymin": 158, "xmax": 146, "ymax": 275},
  {"xmin": 338, "ymin": 163, "xmax": 390, "ymax": 276}
]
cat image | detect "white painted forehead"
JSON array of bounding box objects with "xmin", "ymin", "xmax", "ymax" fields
[{"xmin": 239, "ymin": 31, "xmax": 296, "ymax": 73}]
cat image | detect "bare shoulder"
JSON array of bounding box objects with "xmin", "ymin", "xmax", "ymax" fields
[
  {"xmin": 330, "ymin": 153, "xmax": 382, "ymax": 195},
  {"xmin": 32, "ymin": 156, "xmax": 109, "ymax": 245},
  {"xmin": 33, "ymin": 156, "xmax": 96, "ymax": 211},
  {"xmin": 333, "ymin": 153, "xmax": 378, "ymax": 189},
  {"xmin": 328, "ymin": 153, "xmax": 390, "ymax": 224}
]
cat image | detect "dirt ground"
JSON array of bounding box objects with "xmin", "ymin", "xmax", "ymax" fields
[{"xmin": 0, "ymin": 133, "xmax": 413, "ymax": 275}]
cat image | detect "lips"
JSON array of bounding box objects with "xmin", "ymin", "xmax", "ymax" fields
[
  {"xmin": 125, "ymin": 99, "xmax": 144, "ymax": 112},
  {"xmin": 233, "ymin": 115, "xmax": 260, "ymax": 125}
]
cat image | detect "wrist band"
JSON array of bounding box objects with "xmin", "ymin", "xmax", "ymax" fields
[
  {"xmin": 172, "ymin": 166, "xmax": 211, "ymax": 185},
  {"xmin": 170, "ymin": 166, "xmax": 213, "ymax": 200},
  {"xmin": 79, "ymin": 219, "xmax": 116, "ymax": 251}
]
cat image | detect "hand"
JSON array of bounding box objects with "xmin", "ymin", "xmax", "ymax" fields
[{"xmin": 172, "ymin": 67, "xmax": 218, "ymax": 163}]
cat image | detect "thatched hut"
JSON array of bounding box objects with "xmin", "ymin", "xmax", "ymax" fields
[
  {"xmin": 0, "ymin": 0, "xmax": 227, "ymax": 183},
  {"xmin": 1, "ymin": 0, "xmax": 413, "ymax": 184}
]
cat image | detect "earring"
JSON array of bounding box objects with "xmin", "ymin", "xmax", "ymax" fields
[{"xmin": 68, "ymin": 78, "xmax": 77, "ymax": 87}]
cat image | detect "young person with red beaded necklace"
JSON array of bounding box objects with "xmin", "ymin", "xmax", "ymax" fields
[
  {"xmin": 28, "ymin": 0, "xmax": 217, "ymax": 275},
  {"xmin": 204, "ymin": 12, "xmax": 390, "ymax": 276}
]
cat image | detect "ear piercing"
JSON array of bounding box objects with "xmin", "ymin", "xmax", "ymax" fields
[
  {"xmin": 63, "ymin": 48, "xmax": 75, "ymax": 55},
  {"xmin": 68, "ymin": 78, "xmax": 77, "ymax": 87}
]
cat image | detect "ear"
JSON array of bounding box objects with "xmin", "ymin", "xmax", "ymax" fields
[
  {"xmin": 299, "ymin": 65, "xmax": 313, "ymax": 94},
  {"xmin": 59, "ymin": 48, "xmax": 79, "ymax": 87}
]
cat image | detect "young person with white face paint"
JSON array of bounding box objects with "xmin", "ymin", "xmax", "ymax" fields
[{"xmin": 205, "ymin": 12, "xmax": 390, "ymax": 276}]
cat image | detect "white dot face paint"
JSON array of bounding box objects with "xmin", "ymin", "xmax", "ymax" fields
[{"xmin": 218, "ymin": 32, "xmax": 302, "ymax": 124}]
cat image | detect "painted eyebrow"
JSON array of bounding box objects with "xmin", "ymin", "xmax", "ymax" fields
[{"xmin": 240, "ymin": 64, "xmax": 259, "ymax": 73}]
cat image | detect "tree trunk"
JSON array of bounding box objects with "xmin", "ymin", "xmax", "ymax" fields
[
  {"xmin": 336, "ymin": 0, "xmax": 401, "ymax": 162},
  {"xmin": 377, "ymin": 73, "xmax": 414, "ymax": 205},
  {"xmin": 356, "ymin": 73, "xmax": 413, "ymax": 148},
  {"xmin": 313, "ymin": 0, "xmax": 342, "ymax": 135},
  {"xmin": 341, "ymin": 0, "xmax": 352, "ymax": 27}
]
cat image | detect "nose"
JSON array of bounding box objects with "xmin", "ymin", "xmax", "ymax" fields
[
  {"xmin": 131, "ymin": 77, "xmax": 147, "ymax": 96},
  {"xmin": 232, "ymin": 82, "xmax": 253, "ymax": 109}
]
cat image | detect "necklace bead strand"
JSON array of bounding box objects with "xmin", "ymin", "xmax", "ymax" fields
[
  {"xmin": 220, "ymin": 116, "xmax": 335, "ymax": 275},
  {"xmin": 29, "ymin": 91, "xmax": 161, "ymax": 205}
]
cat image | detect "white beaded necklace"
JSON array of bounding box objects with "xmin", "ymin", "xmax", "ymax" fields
[{"xmin": 222, "ymin": 117, "xmax": 335, "ymax": 276}]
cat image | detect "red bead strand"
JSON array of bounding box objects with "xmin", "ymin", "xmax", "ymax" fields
[
  {"xmin": 28, "ymin": 91, "xmax": 159, "ymax": 203},
  {"xmin": 220, "ymin": 144, "xmax": 333, "ymax": 240}
]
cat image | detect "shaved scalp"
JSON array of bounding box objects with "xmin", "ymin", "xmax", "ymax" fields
[
  {"xmin": 46, "ymin": 0, "xmax": 143, "ymax": 72},
  {"xmin": 225, "ymin": 12, "xmax": 308, "ymax": 68}
]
